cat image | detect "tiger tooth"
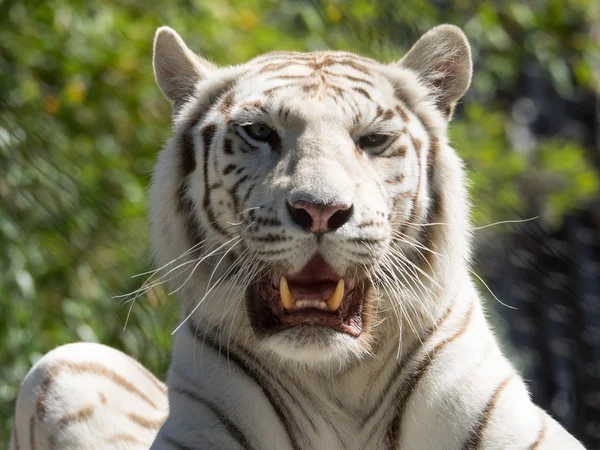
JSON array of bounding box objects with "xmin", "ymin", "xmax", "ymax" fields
[
  {"xmin": 280, "ymin": 276, "xmax": 294, "ymax": 310},
  {"xmin": 327, "ymin": 279, "xmax": 344, "ymax": 312}
]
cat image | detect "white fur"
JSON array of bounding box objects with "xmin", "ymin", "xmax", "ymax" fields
[{"xmin": 11, "ymin": 25, "xmax": 585, "ymax": 450}]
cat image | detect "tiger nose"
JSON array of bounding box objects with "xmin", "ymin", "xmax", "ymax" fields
[{"xmin": 286, "ymin": 201, "xmax": 354, "ymax": 233}]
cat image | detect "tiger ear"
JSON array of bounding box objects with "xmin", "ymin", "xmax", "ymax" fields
[
  {"xmin": 399, "ymin": 24, "xmax": 472, "ymax": 119},
  {"xmin": 153, "ymin": 26, "xmax": 216, "ymax": 104}
]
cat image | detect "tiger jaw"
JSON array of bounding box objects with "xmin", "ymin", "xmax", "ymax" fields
[{"xmin": 247, "ymin": 254, "xmax": 367, "ymax": 337}]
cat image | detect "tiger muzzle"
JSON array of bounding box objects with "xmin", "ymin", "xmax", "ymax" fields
[{"xmin": 247, "ymin": 254, "xmax": 367, "ymax": 337}]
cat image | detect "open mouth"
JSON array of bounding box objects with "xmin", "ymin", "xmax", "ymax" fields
[{"xmin": 247, "ymin": 254, "xmax": 366, "ymax": 337}]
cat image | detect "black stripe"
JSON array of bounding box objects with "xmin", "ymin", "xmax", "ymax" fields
[
  {"xmin": 361, "ymin": 302, "xmax": 455, "ymax": 428},
  {"xmin": 171, "ymin": 384, "xmax": 254, "ymax": 450},
  {"xmin": 321, "ymin": 70, "xmax": 374, "ymax": 86},
  {"xmin": 231, "ymin": 344, "xmax": 326, "ymax": 435},
  {"xmin": 228, "ymin": 175, "xmax": 250, "ymax": 215},
  {"xmin": 223, "ymin": 164, "xmax": 237, "ymax": 175},
  {"xmin": 220, "ymin": 91, "xmax": 236, "ymax": 117},
  {"xmin": 352, "ymin": 87, "xmax": 372, "ymax": 100},
  {"xmin": 528, "ymin": 411, "xmax": 547, "ymax": 450},
  {"xmin": 461, "ymin": 375, "xmax": 513, "ymax": 450},
  {"xmin": 384, "ymin": 303, "xmax": 474, "ymax": 448},
  {"xmin": 250, "ymin": 248, "xmax": 291, "ymax": 256},
  {"xmin": 345, "ymin": 95, "xmax": 362, "ymax": 123},
  {"xmin": 248, "ymin": 234, "xmax": 291, "ymax": 243},
  {"xmin": 201, "ymin": 124, "xmax": 230, "ymax": 237},
  {"xmin": 421, "ymin": 187, "xmax": 442, "ymax": 269},
  {"xmin": 402, "ymin": 132, "xmax": 423, "ymax": 231},
  {"xmin": 393, "ymin": 89, "xmax": 443, "ymax": 269},
  {"xmin": 175, "ymin": 86, "xmax": 235, "ymax": 247},
  {"xmin": 188, "ymin": 322, "xmax": 301, "ymax": 450},
  {"xmin": 359, "ymin": 303, "xmax": 458, "ymax": 449},
  {"xmin": 348, "ymin": 237, "xmax": 386, "ymax": 245},
  {"xmin": 223, "ymin": 138, "xmax": 233, "ymax": 155},
  {"xmin": 266, "ymin": 130, "xmax": 282, "ymax": 154},
  {"xmin": 180, "ymin": 126, "xmax": 197, "ymax": 177},
  {"xmin": 242, "ymin": 183, "xmax": 256, "ymax": 206},
  {"xmin": 176, "ymin": 182, "xmax": 205, "ymax": 248},
  {"xmin": 359, "ymin": 339, "xmax": 424, "ymax": 447},
  {"xmin": 188, "ymin": 322, "xmax": 347, "ymax": 446},
  {"xmin": 176, "ymin": 120, "xmax": 205, "ymax": 247}
]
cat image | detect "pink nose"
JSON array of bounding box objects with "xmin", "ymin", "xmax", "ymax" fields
[{"xmin": 287, "ymin": 201, "xmax": 353, "ymax": 233}]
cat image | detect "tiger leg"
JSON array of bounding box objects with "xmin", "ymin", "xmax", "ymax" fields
[{"xmin": 11, "ymin": 342, "xmax": 168, "ymax": 450}]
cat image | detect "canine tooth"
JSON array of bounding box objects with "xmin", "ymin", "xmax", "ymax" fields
[
  {"xmin": 327, "ymin": 279, "xmax": 344, "ymax": 312},
  {"xmin": 280, "ymin": 276, "xmax": 294, "ymax": 310}
]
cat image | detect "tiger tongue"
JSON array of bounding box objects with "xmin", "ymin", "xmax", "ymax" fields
[
  {"xmin": 288, "ymin": 281, "xmax": 337, "ymax": 301},
  {"xmin": 285, "ymin": 254, "xmax": 343, "ymax": 301},
  {"xmin": 281, "ymin": 254, "xmax": 352, "ymax": 310}
]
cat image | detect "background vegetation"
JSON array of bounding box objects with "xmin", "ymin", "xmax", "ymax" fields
[{"xmin": 1, "ymin": 0, "xmax": 598, "ymax": 444}]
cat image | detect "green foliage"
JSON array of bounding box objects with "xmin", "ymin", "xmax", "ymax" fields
[
  {"xmin": 537, "ymin": 139, "xmax": 600, "ymax": 223},
  {"xmin": 0, "ymin": 0, "xmax": 597, "ymax": 442}
]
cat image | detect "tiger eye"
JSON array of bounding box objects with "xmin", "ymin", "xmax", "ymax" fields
[
  {"xmin": 244, "ymin": 123, "xmax": 273, "ymax": 141},
  {"xmin": 359, "ymin": 134, "xmax": 388, "ymax": 148}
]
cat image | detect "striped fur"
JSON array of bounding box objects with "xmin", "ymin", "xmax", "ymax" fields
[{"xmin": 11, "ymin": 25, "xmax": 585, "ymax": 449}]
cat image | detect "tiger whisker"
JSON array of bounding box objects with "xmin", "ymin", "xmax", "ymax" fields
[
  {"xmin": 117, "ymin": 250, "xmax": 224, "ymax": 302},
  {"xmin": 219, "ymin": 258, "xmax": 267, "ymax": 371},
  {"xmin": 130, "ymin": 238, "xmax": 208, "ymax": 279},
  {"xmin": 116, "ymin": 237, "xmax": 236, "ymax": 307},
  {"xmin": 379, "ymin": 252, "xmax": 434, "ymax": 329},
  {"xmin": 119, "ymin": 219, "xmax": 250, "ymax": 311},
  {"xmin": 193, "ymin": 247, "xmax": 256, "ymax": 374},
  {"xmin": 473, "ymin": 216, "xmax": 539, "ymax": 230},
  {"xmin": 169, "ymin": 222, "xmax": 254, "ymax": 297},
  {"xmin": 372, "ymin": 262, "xmax": 416, "ymax": 360},
  {"xmin": 389, "ymin": 254, "xmax": 441, "ymax": 328},
  {"xmin": 390, "ymin": 229, "xmax": 446, "ymax": 259},
  {"xmin": 390, "ymin": 215, "xmax": 539, "ymax": 231},
  {"xmin": 204, "ymin": 248, "xmax": 257, "ymax": 340},
  {"xmin": 369, "ymin": 251, "xmax": 416, "ymax": 358},
  {"xmin": 127, "ymin": 211, "xmax": 253, "ymax": 283},
  {"xmin": 386, "ymin": 243, "xmax": 440, "ymax": 287},
  {"xmin": 173, "ymin": 245, "xmax": 243, "ymax": 337},
  {"xmin": 374, "ymin": 239, "xmax": 445, "ymax": 346},
  {"xmin": 469, "ymin": 268, "xmax": 517, "ymax": 310},
  {"xmin": 119, "ymin": 239, "xmax": 230, "ymax": 330},
  {"xmin": 389, "ymin": 232, "xmax": 447, "ymax": 290},
  {"xmin": 172, "ymin": 227, "xmax": 254, "ymax": 335},
  {"xmin": 223, "ymin": 254, "xmax": 266, "ymax": 367},
  {"xmin": 120, "ymin": 246, "xmax": 234, "ymax": 330},
  {"xmin": 389, "ymin": 220, "xmax": 450, "ymax": 228}
]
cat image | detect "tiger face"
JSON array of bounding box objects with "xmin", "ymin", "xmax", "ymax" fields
[{"xmin": 151, "ymin": 25, "xmax": 472, "ymax": 367}]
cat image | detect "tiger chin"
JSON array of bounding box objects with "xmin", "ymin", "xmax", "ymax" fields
[{"xmin": 11, "ymin": 24, "xmax": 586, "ymax": 450}]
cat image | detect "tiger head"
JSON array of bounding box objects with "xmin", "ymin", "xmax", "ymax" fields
[{"xmin": 150, "ymin": 25, "xmax": 472, "ymax": 368}]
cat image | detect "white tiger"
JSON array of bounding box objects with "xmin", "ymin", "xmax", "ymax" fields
[{"xmin": 11, "ymin": 24, "xmax": 585, "ymax": 450}]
